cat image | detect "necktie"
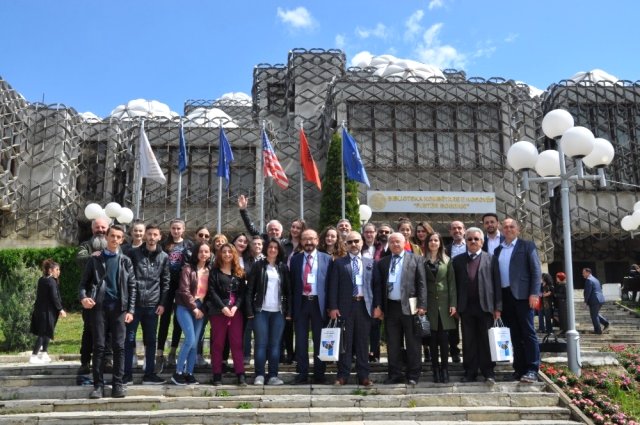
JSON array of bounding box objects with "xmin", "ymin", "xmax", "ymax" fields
[
  {"xmin": 303, "ymin": 254, "xmax": 313, "ymax": 295},
  {"xmin": 352, "ymin": 256, "xmax": 359, "ymax": 296},
  {"xmin": 388, "ymin": 255, "xmax": 400, "ymax": 295},
  {"xmin": 469, "ymin": 253, "xmax": 477, "ymax": 260}
]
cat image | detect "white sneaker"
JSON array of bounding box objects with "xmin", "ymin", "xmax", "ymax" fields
[
  {"xmin": 29, "ymin": 354, "xmax": 44, "ymax": 364},
  {"xmin": 39, "ymin": 352, "xmax": 51, "ymax": 363},
  {"xmin": 267, "ymin": 377, "xmax": 284, "ymax": 386},
  {"xmin": 254, "ymin": 375, "xmax": 264, "ymax": 385},
  {"xmin": 196, "ymin": 355, "xmax": 208, "ymax": 367}
]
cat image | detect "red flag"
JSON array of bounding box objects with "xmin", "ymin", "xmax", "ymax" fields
[
  {"xmin": 299, "ymin": 128, "xmax": 322, "ymax": 190},
  {"xmin": 262, "ymin": 129, "xmax": 289, "ymax": 190}
]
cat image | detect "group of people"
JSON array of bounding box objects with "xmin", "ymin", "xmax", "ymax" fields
[{"xmin": 31, "ymin": 201, "xmax": 557, "ymax": 399}]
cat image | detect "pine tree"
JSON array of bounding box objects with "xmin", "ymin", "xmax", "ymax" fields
[{"xmin": 319, "ymin": 132, "xmax": 360, "ymax": 230}]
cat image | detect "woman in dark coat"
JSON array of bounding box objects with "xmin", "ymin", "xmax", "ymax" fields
[{"xmin": 29, "ymin": 259, "xmax": 66, "ymax": 364}]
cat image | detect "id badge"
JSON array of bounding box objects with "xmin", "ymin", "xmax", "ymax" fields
[
  {"xmin": 307, "ymin": 274, "xmax": 316, "ymax": 284},
  {"xmin": 388, "ymin": 271, "xmax": 397, "ymax": 283},
  {"xmin": 355, "ymin": 275, "xmax": 363, "ymax": 286}
]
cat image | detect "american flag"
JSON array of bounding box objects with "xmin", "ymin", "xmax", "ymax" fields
[{"xmin": 262, "ymin": 129, "xmax": 289, "ymax": 189}]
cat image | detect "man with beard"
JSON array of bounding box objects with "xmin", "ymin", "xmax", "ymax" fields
[
  {"xmin": 76, "ymin": 217, "xmax": 111, "ymax": 374},
  {"xmin": 445, "ymin": 220, "xmax": 466, "ymax": 364},
  {"xmin": 289, "ymin": 229, "xmax": 332, "ymax": 384},
  {"xmin": 481, "ymin": 213, "xmax": 504, "ymax": 255},
  {"xmin": 336, "ymin": 219, "xmax": 352, "ymax": 239},
  {"xmin": 369, "ymin": 223, "xmax": 392, "ymax": 362}
]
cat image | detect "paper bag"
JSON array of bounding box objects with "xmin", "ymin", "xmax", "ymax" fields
[
  {"xmin": 318, "ymin": 320, "xmax": 341, "ymax": 362},
  {"xmin": 488, "ymin": 319, "xmax": 513, "ymax": 362}
]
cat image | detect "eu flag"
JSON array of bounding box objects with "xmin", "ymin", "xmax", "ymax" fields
[
  {"xmin": 342, "ymin": 127, "xmax": 370, "ymax": 187},
  {"xmin": 178, "ymin": 122, "xmax": 188, "ymax": 174},
  {"xmin": 216, "ymin": 126, "xmax": 234, "ymax": 188}
]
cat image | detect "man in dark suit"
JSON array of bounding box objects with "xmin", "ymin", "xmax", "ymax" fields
[
  {"xmin": 328, "ymin": 231, "xmax": 381, "ymax": 387},
  {"xmin": 289, "ymin": 229, "xmax": 332, "ymax": 384},
  {"xmin": 494, "ymin": 218, "xmax": 541, "ymax": 384},
  {"xmin": 374, "ymin": 232, "xmax": 427, "ymax": 385},
  {"xmin": 444, "ymin": 220, "xmax": 466, "ymax": 364},
  {"xmin": 583, "ymin": 268, "xmax": 609, "ymax": 334},
  {"xmin": 452, "ymin": 227, "xmax": 502, "ymax": 384},
  {"xmin": 369, "ymin": 223, "xmax": 392, "ymax": 363},
  {"xmin": 481, "ymin": 213, "xmax": 505, "ymax": 255}
]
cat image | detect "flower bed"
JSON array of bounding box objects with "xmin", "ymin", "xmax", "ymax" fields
[{"xmin": 541, "ymin": 344, "xmax": 640, "ymax": 425}]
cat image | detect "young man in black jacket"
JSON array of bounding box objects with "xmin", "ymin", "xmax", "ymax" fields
[
  {"xmin": 79, "ymin": 225, "xmax": 137, "ymax": 399},
  {"xmin": 124, "ymin": 224, "xmax": 170, "ymax": 385}
]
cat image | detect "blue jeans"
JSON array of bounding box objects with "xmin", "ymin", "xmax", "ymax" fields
[
  {"xmin": 253, "ymin": 310, "xmax": 285, "ymax": 378},
  {"xmin": 175, "ymin": 305, "xmax": 204, "ymax": 374},
  {"xmin": 125, "ymin": 306, "xmax": 158, "ymax": 376}
]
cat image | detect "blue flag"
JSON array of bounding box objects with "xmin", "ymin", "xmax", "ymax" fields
[
  {"xmin": 217, "ymin": 126, "xmax": 234, "ymax": 188},
  {"xmin": 342, "ymin": 127, "xmax": 370, "ymax": 187},
  {"xmin": 178, "ymin": 122, "xmax": 188, "ymax": 174}
]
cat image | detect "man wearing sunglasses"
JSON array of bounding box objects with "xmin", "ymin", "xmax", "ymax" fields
[
  {"xmin": 328, "ymin": 231, "xmax": 381, "ymax": 387},
  {"xmin": 373, "ymin": 224, "xmax": 393, "ymax": 261},
  {"xmin": 451, "ymin": 227, "xmax": 502, "ymax": 384}
]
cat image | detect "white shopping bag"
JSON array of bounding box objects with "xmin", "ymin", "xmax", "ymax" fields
[
  {"xmin": 318, "ymin": 320, "xmax": 341, "ymax": 362},
  {"xmin": 488, "ymin": 318, "xmax": 513, "ymax": 363}
]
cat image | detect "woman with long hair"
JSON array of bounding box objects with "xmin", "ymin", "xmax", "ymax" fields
[
  {"xmin": 284, "ymin": 219, "xmax": 306, "ymax": 260},
  {"xmin": 317, "ymin": 225, "xmax": 346, "ymax": 260},
  {"xmin": 231, "ymin": 233, "xmax": 251, "ymax": 270},
  {"xmin": 424, "ymin": 232, "xmax": 457, "ymax": 383},
  {"xmin": 397, "ymin": 218, "xmax": 423, "ymax": 255},
  {"xmin": 172, "ymin": 242, "xmax": 211, "ymax": 385},
  {"xmin": 207, "ymin": 243, "xmax": 248, "ymax": 386},
  {"xmin": 246, "ymin": 238, "xmax": 290, "ymax": 385},
  {"xmin": 29, "ymin": 259, "xmax": 66, "ymax": 364},
  {"xmin": 412, "ymin": 221, "xmax": 434, "ymax": 256},
  {"xmin": 193, "ymin": 226, "xmax": 211, "ymax": 246}
]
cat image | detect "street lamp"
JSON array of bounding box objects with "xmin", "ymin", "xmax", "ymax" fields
[
  {"xmin": 359, "ymin": 204, "xmax": 372, "ymax": 231},
  {"xmin": 620, "ymin": 201, "xmax": 640, "ymax": 238},
  {"xmin": 507, "ymin": 109, "xmax": 615, "ymax": 376}
]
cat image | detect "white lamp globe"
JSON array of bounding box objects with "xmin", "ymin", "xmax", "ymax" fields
[
  {"xmin": 359, "ymin": 204, "xmax": 372, "ymax": 222},
  {"xmin": 634, "ymin": 201, "xmax": 640, "ymax": 211},
  {"xmin": 534, "ymin": 150, "xmax": 561, "ymax": 177},
  {"xmin": 542, "ymin": 109, "xmax": 574, "ymax": 139},
  {"xmin": 622, "ymin": 215, "xmax": 638, "ymax": 231},
  {"xmin": 99, "ymin": 209, "xmax": 111, "ymax": 221},
  {"xmin": 104, "ymin": 202, "xmax": 123, "ymax": 218},
  {"xmin": 117, "ymin": 207, "xmax": 134, "ymax": 224},
  {"xmin": 507, "ymin": 141, "xmax": 539, "ymax": 171},
  {"xmin": 560, "ymin": 126, "xmax": 595, "ymax": 159},
  {"xmin": 84, "ymin": 203, "xmax": 103, "ymax": 220},
  {"xmin": 582, "ymin": 138, "xmax": 615, "ymax": 168},
  {"xmin": 631, "ymin": 210, "xmax": 640, "ymax": 228}
]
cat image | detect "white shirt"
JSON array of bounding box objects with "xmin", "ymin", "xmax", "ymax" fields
[
  {"xmin": 486, "ymin": 231, "xmax": 502, "ymax": 255},
  {"xmin": 498, "ymin": 238, "xmax": 518, "ymax": 288},
  {"xmin": 350, "ymin": 254, "xmax": 364, "ymax": 297},
  {"xmin": 263, "ymin": 264, "xmax": 280, "ymax": 312},
  {"xmin": 302, "ymin": 250, "xmax": 319, "ymax": 295}
]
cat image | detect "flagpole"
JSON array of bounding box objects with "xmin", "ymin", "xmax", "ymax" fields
[
  {"xmin": 260, "ymin": 121, "xmax": 266, "ymax": 232},
  {"xmin": 299, "ymin": 121, "xmax": 305, "ymax": 220},
  {"xmin": 176, "ymin": 119, "xmax": 183, "ymax": 218},
  {"xmin": 340, "ymin": 121, "xmax": 346, "ymax": 219},
  {"xmin": 134, "ymin": 119, "xmax": 145, "ymax": 219}
]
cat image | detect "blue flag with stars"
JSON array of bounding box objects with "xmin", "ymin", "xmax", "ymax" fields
[
  {"xmin": 216, "ymin": 126, "xmax": 234, "ymax": 188},
  {"xmin": 342, "ymin": 127, "xmax": 370, "ymax": 187}
]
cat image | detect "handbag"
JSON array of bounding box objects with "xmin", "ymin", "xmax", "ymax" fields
[
  {"xmin": 413, "ymin": 314, "xmax": 431, "ymax": 337},
  {"xmin": 318, "ymin": 319, "xmax": 342, "ymax": 361},
  {"xmin": 488, "ymin": 318, "xmax": 513, "ymax": 362},
  {"xmin": 539, "ymin": 332, "xmax": 567, "ymax": 352}
]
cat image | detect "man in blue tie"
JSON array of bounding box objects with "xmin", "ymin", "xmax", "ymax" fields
[
  {"xmin": 328, "ymin": 231, "xmax": 381, "ymax": 387},
  {"xmin": 289, "ymin": 229, "xmax": 332, "ymax": 385},
  {"xmin": 374, "ymin": 232, "xmax": 427, "ymax": 385}
]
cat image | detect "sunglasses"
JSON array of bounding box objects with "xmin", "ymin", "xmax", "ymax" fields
[
  {"xmin": 346, "ymin": 239, "xmax": 361, "ymax": 245},
  {"xmin": 466, "ymin": 237, "xmax": 481, "ymax": 242},
  {"xmin": 198, "ymin": 233, "xmax": 210, "ymax": 239},
  {"xmin": 378, "ymin": 230, "xmax": 390, "ymax": 234}
]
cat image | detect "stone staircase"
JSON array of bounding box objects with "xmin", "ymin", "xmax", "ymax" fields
[
  {"xmin": 0, "ymin": 360, "xmax": 583, "ymax": 424},
  {"xmin": 571, "ymin": 301, "xmax": 640, "ymax": 350}
]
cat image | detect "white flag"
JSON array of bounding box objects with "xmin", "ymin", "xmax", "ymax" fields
[{"xmin": 139, "ymin": 121, "xmax": 166, "ymax": 184}]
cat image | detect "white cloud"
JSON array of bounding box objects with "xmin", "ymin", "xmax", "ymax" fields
[
  {"xmin": 414, "ymin": 23, "xmax": 467, "ymax": 69},
  {"xmin": 428, "ymin": 0, "xmax": 444, "ymax": 10},
  {"xmin": 276, "ymin": 6, "xmax": 315, "ymax": 29},
  {"xmin": 355, "ymin": 23, "xmax": 389, "ymax": 39},
  {"xmin": 351, "ymin": 51, "xmax": 374, "ymax": 68},
  {"xmin": 505, "ymin": 33, "xmax": 518, "ymax": 43},
  {"xmin": 335, "ymin": 34, "xmax": 346, "ymax": 49},
  {"xmin": 404, "ymin": 10, "xmax": 424, "ymax": 41}
]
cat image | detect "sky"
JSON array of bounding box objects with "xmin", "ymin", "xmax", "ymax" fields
[{"xmin": 2, "ymin": 0, "xmax": 640, "ymax": 118}]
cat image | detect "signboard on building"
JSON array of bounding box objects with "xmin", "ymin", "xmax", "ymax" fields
[{"xmin": 367, "ymin": 191, "xmax": 496, "ymax": 214}]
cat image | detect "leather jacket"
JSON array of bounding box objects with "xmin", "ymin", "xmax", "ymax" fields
[
  {"xmin": 246, "ymin": 258, "xmax": 290, "ymax": 317},
  {"xmin": 127, "ymin": 244, "xmax": 170, "ymax": 309},
  {"xmin": 205, "ymin": 268, "xmax": 247, "ymax": 316},
  {"xmin": 175, "ymin": 264, "xmax": 208, "ymax": 313},
  {"xmin": 78, "ymin": 252, "xmax": 137, "ymax": 314}
]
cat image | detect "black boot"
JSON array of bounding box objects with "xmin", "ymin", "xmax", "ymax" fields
[
  {"xmin": 423, "ymin": 345, "xmax": 431, "ymax": 363},
  {"xmin": 440, "ymin": 368, "xmax": 449, "ymax": 383},
  {"xmin": 432, "ymin": 365, "xmax": 441, "ymax": 383}
]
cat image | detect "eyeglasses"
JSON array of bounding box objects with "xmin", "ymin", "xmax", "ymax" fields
[
  {"xmin": 198, "ymin": 233, "xmax": 210, "ymax": 239},
  {"xmin": 346, "ymin": 239, "xmax": 361, "ymax": 245},
  {"xmin": 466, "ymin": 237, "xmax": 481, "ymax": 242}
]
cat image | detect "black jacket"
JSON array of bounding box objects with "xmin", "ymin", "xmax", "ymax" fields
[
  {"xmin": 205, "ymin": 269, "xmax": 248, "ymax": 316},
  {"xmin": 78, "ymin": 252, "xmax": 137, "ymax": 314},
  {"xmin": 246, "ymin": 259, "xmax": 290, "ymax": 317},
  {"xmin": 128, "ymin": 244, "xmax": 171, "ymax": 309}
]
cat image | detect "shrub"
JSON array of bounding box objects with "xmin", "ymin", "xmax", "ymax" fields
[{"xmin": 0, "ymin": 263, "xmax": 40, "ymax": 351}]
